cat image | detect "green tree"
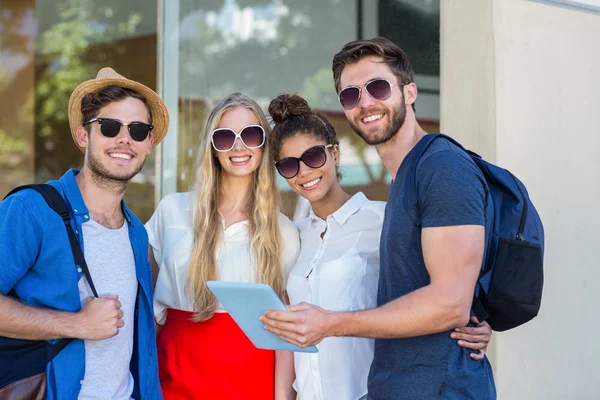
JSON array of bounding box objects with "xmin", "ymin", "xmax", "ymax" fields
[{"xmin": 34, "ymin": 0, "xmax": 153, "ymax": 181}]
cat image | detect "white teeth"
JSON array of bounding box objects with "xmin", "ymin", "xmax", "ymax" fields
[
  {"xmin": 362, "ymin": 114, "xmax": 383, "ymax": 123},
  {"xmin": 110, "ymin": 153, "xmax": 132, "ymax": 160},
  {"xmin": 301, "ymin": 178, "xmax": 320, "ymax": 188},
  {"xmin": 231, "ymin": 156, "xmax": 250, "ymax": 162}
]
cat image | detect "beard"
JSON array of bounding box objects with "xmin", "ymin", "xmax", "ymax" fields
[
  {"xmin": 86, "ymin": 135, "xmax": 145, "ymax": 192},
  {"xmin": 348, "ymin": 98, "xmax": 407, "ymax": 146}
]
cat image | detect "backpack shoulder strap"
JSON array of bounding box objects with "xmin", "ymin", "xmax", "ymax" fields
[
  {"xmin": 4, "ymin": 184, "xmax": 98, "ymax": 298},
  {"xmin": 403, "ymin": 134, "xmax": 444, "ymax": 225},
  {"xmin": 5, "ymin": 184, "xmax": 70, "ymax": 221},
  {"xmin": 403, "ymin": 134, "xmax": 474, "ymax": 226}
]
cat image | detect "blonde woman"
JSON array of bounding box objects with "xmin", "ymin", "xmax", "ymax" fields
[{"xmin": 145, "ymin": 93, "xmax": 299, "ymax": 399}]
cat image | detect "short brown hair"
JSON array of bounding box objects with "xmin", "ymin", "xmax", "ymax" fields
[
  {"xmin": 332, "ymin": 37, "xmax": 416, "ymax": 111},
  {"xmin": 81, "ymin": 85, "xmax": 151, "ymax": 132}
]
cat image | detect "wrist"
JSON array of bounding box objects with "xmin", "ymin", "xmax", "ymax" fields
[
  {"xmin": 63, "ymin": 311, "xmax": 83, "ymax": 339},
  {"xmin": 327, "ymin": 311, "xmax": 348, "ymax": 337}
]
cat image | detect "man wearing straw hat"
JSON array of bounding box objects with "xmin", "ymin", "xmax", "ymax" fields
[{"xmin": 0, "ymin": 68, "xmax": 168, "ymax": 399}]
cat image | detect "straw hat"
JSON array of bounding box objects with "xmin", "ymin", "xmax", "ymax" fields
[{"xmin": 68, "ymin": 67, "xmax": 169, "ymax": 152}]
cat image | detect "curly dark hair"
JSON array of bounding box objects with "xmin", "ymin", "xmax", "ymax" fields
[{"xmin": 268, "ymin": 93, "xmax": 341, "ymax": 180}]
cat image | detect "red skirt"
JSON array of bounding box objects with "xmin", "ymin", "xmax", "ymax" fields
[{"xmin": 157, "ymin": 308, "xmax": 275, "ymax": 399}]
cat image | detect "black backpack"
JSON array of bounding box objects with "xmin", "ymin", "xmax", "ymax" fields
[{"xmin": 0, "ymin": 184, "xmax": 98, "ymax": 395}]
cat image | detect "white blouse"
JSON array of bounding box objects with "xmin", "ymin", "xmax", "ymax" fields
[
  {"xmin": 287, "ymin": 192, "xmax": 386, "ymax": 400},
  {"xmin": 145, "ymin": 191, "xmax": 300, "ymax": 325}
]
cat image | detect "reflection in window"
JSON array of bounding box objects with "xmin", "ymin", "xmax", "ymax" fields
[
  {"xmin": 165, "ymin": 0, "xmax": 439, "ymax": 217},
  {"xmin": 33, "ymin": 0, "xmax": 158, "ymax": 221},
  {"xmin": 0, "ymin": 0, "xmax": 36, "ymax": 197}
]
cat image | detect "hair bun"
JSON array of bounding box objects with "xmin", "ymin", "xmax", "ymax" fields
[{"xmin": 268, "ymin": 93, "xmax": 312, "ymax": 124}]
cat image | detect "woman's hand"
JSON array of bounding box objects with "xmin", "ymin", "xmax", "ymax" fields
[{"xmin": 451, "ymin": 316, "xmax": 492, "ymax": 360}]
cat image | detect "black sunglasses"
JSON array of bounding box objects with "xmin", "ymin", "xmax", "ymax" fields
[
  {"xmin": 211, "ymin": 125, "xmax": 266, "ymax": 152},
  {"xmin": 83, "ymin": 117, "xmax": 153, "ymax": 142},
  {"xmin": 338, "ymin": 78, "xmax": 405, "ymax": 110},
  {"xmin": 275, "ymin": 144, "xmax": 333, "ymax": 179}
]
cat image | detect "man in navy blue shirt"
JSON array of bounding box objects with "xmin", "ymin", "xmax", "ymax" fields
[
  {"xmin": 262, "ymin": 38, "xmax": 496, "ymax": 399},
  {"xmin": 0, "ymin": 68, "xmax": 169, "ymax": 399}
]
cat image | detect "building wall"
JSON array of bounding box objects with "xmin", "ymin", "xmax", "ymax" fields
[
  {"xmin": 440, "ymin": 0, "xmax": 497, "ymax": 161},
  {"xmin": 441, "ymin": 0, "xmax": 600, "ymax": 398}
]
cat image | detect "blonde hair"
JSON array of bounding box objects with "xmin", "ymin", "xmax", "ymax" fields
[{"xmin": 188, "ymin": 93, "xmax": 284, "ymax": 321}]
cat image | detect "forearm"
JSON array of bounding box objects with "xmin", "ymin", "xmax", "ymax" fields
[
  {"xmin": 274, "ymin": 350, "xmax": 296, "ymax": 400},
  {"xmin": 0, "ymin": 293, "xmax": 80, "ymax": 340},
  {"xmin": 330, "ymin": 284, "xmax": 471, "ymax": 339}
]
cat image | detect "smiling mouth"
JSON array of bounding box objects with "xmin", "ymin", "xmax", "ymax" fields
[
  {"xmin": 301, "ymin": 177, "xmax": 321, "ymax": 189},
  {"xmin": 109, "ymin": 152, "xmax": 133, "ymax": 160},
  {"xmin": 230, "ymin": 156, "xmax": 251, "ymax": 163},
  {"xmin": 361, "ymin": 114, "xmax": 384, "ymax": 124}
]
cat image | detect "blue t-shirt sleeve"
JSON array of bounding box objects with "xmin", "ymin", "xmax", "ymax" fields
[
  {"xmin": 0, "ymin": 196, "xmax": 42, "ymax": 293},
  {"xmin": 417, "ymin": 149, "xmax": 487, "ymax": 228}
]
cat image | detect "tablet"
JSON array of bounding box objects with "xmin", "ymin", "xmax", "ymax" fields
[{"xmin": 206, "ymin": 281, "xmax": 318, "ymax": 353}]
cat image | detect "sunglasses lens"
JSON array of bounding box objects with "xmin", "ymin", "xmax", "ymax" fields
[
  {"xmin": 366, "ymin": 79, "xmax": 392, "ymax": 101},
  {"xmin": 99, "ymin": 119, "xmax": 121, "ymax": 138},
  {"xmin": 129, "ymin": 123, "xmax": 151, "ymax": 141},
  {"xmin": 302, "ymin": 146, "xmax": 327, "ymax": 169},
  {"xmin": 339, "ymin": 87, "xmax": 360, "ymax": 110},
  {"xmin": 240, "ymin": 126, "xmax": 264, "ymax": 148},
  {"xmin": 212, "ymin": 129, "xmax": 236, "ymax": 151},
  {"xmin": 276, "ymin": 158, "xmax": 300, "ymax": 179}
]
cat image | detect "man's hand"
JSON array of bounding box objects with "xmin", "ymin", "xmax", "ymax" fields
[
  {"xmin": 75, "ymin": 294, "xmax": 124, "ymax": 340},
  {"xmin": 260, "ymin": 302, "xmax": 334, "ymax": 348},
  {"xmin": 451, "ymin": 316, "xmax": 492, "ymax": 360}
]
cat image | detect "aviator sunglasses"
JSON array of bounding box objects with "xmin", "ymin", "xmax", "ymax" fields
[
  {"xmin": 83, "ymin": 117, "xmax": 153, "ymax": 142},
  {"xmin": 275, "ymin": 144, "xmax": 333, "ymax": 179},
  {"xmin": 211, "ymin": 125, "xmax": 266, "ymax": 152},
  {"xmin": 338, "ymin": 78, "xmax": 406, "ymax": 110}
]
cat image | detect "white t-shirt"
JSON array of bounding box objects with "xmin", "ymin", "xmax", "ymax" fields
[
  {"xmin": 78, "ymin": 219, "xmax": 136, "ymax": 400},
  {"xmin": 287, "ymin": 192, "xmax": 386, "ymax": 400},
  {"xmin": 145, "ymin": 191, "xmax": 300, "ymax": 325}
]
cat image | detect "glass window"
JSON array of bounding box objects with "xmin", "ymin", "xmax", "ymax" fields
[
  {"xmin": 0, "ymin": 0, "xmax": 158, "ymax": 222},
  {"xmin": 164, "ymin": 0, "xmax": 441, "ymax": 217},
  {"xmin": 0, "ymin": 0, "xmax": 36, "ymax": 197}
]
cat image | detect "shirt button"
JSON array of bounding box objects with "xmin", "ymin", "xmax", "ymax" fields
[
  {"xmin": 84, "ymin": 215, "xmax": 89, "ymax": 219},
  {"xmin": 75, "ymin": 230, "xmax": 79, "ymax": 235},
  {"xmin": 77, "ymin": 267, "xmax": 82, "ymax": 273},
  {"xmin": 74, "ymin": 209, "xmax": 78, "ymax": 213}
]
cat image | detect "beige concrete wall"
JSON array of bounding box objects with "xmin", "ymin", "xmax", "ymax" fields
[
  {"xmin": 441, "ymin": 0, "xmax": 600, "ymax": 399},
  {"xmin": 440, "ymin": 0, "xmax": 497, "ymax": 161}
]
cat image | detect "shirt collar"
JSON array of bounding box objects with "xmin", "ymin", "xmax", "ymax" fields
[
  {"xmin": 309, "ymin": 191, "xmax": 369, "ymax": 226},
  {"xmin": 59, "ymin": 168, "xmax": 89, "ymax": 216},
  {"xmin": 58, "ymin": 168, "xmax": 134, "ymax": 224}
]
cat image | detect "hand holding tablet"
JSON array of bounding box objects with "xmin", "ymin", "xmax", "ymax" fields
[{"xmin": 206, "ymin": 281, "xmax": 318, "ymax": 353}]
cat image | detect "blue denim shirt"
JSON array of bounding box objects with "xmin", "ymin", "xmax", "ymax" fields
[{"xmin": 0, "ymin": 169, "xmax": 162, "ymax": 400}]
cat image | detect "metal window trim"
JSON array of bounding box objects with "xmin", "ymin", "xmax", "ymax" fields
[{"xmin": 156, "ymin": 0, "xmax": 180, "ymax": 202}]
